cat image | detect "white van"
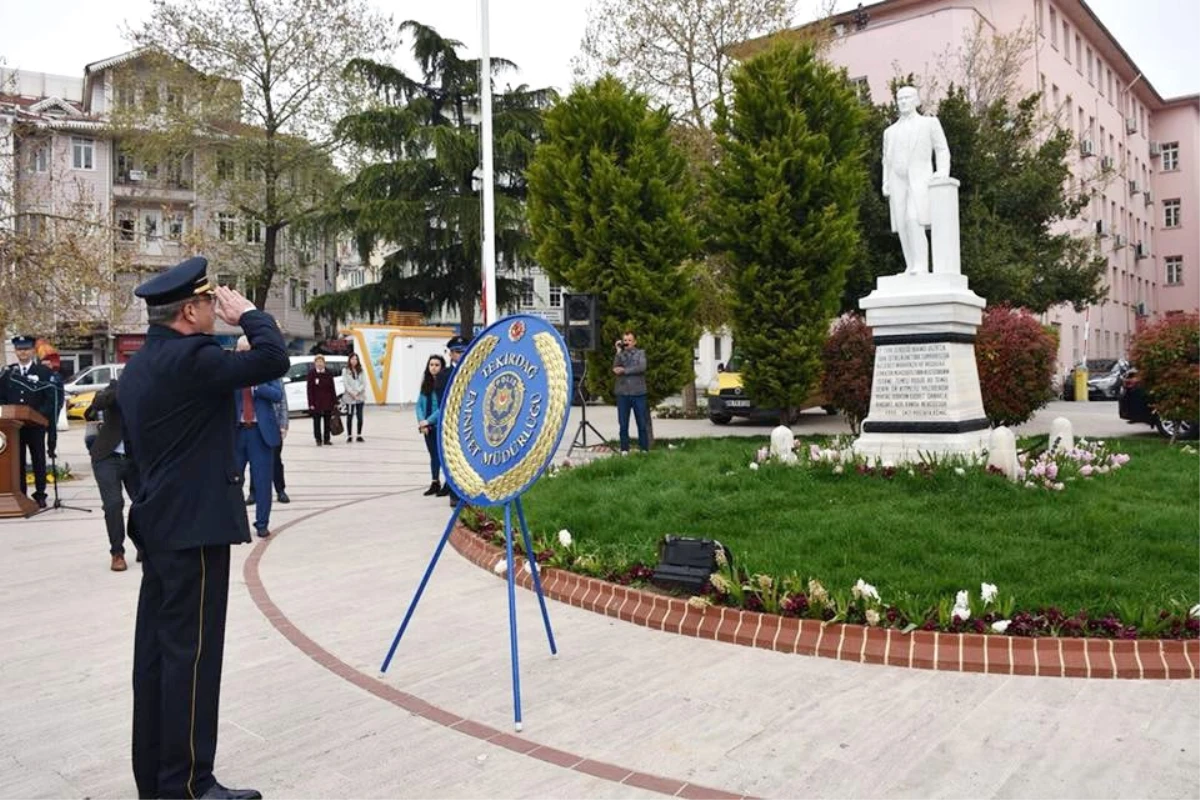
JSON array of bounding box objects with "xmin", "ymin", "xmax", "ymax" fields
[
  {"xmin": 63, "ymin": 363, "xmax": 125, "ymax": 395},
  {"xmin": 283, "ymin": 355, "xmax": 348, "ymax": 417}
]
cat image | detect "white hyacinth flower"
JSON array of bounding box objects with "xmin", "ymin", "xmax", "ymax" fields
[
  {"xmin": 865, "ymin": 609, "xmax": 881, "ymax": 627},
  {"xmin": 853, "ymin": 579, "xmax": 880, "ymax": 603},
  {"xmin": 749, "ymin": 462, "xmax": 760, "ymax": 471},
  {"xmin": 991, "ymin": 620, "xmax": 1011, "ymax": 633},
  {"xmin": 557, "ymin": 529, "xmax": 573, "ymax": 548},
  {"xmin": 980, "ymin": 583, "xmax": 998, "ymax": 604},
  {"xmin": 1191, "ymin": 604, "xmax": 1200, "ymax": 619},
  {"xmin": 493, "ymin": 560, "xmax": 507, "ymax": 576}
]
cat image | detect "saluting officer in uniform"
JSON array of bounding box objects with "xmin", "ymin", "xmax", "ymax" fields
[
  {"xmin": 118, "ymin": 257, "xmax": 289, "ymax": 800},
  {"xmin": 0, "ymin": 335, "xmax": 60, "ymax": 509}
]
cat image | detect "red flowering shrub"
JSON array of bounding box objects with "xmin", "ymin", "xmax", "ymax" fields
[
  {"xmin": 1129, "ymin": 313, "xmax": 1200, "ymax": 429},
  {"xmin": 821, "ymin": 313, "xmax": 875, "ymax": 434},
  {"xmin": 975, "ymin": 306, "xmax": 1057, "ymax": 427}
]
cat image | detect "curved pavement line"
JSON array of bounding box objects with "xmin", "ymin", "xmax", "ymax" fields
[{"xmin": 242, "ymin": 492, "xmax": 751, "ymax": 800}]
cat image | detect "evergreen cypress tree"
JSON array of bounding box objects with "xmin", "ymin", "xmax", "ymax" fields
[
  {"xmin": 710, "ymin": 43, "xmax": 867, "ymax": 421},
  {"xmin": 526, "ymin": 76, "xmax": 699, "ymax": 404}
]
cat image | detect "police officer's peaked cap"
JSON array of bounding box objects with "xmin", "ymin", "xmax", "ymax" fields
[
  {"xmin": 446, "ymin": 334, "xmax": 472, "ymax": 352},
  {"xmin": 11, "ymin": 335, "xmax": 35, "ymax": 349},
  {"xmin": 135, "ymin": 256, "xmax": 214, "ymax": 307}
]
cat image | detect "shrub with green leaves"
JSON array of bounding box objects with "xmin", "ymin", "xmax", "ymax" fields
[
  {"xmin": 975, "ymin": 305, "xmax": 1057, "ymax": 426},
  {"xmin": 1129, "ymin": 313, "xmax": 1200, "ymax": 429},
  {"xmin": 821, "ymin": 313, "xmax": 874, "ymax": 434},
  {"xmin": 709, "ymin": 42, "xmax": 867, "ymax": 422}
]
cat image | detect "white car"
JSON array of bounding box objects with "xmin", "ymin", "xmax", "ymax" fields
[
  {"xmin": 63, "ymin": 363, "xmax": 125, "ymax": 395},
  {"xmin": 283, "ymin": 355, "xmax": 348, "ymax": 417}
]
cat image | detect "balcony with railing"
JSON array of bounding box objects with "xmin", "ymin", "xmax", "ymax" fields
[{"xmin": 112, "ymin": 152, "xmax": 196, "ymax": 201}]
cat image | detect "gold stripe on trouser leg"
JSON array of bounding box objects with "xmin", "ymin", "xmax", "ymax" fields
[{"xmin": 186, "ymin": 547, "xmax": 207, "ymax": 799}]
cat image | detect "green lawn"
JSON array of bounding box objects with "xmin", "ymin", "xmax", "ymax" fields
[{"xmin": 519, "ymin": 437, "xmax": 1199, "ymax": 614}]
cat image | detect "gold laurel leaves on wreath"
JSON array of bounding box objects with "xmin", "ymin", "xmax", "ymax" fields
[
  {"xmin": 482, "ymin": 332, "xmax": 569, "ymax": 500},
  {"xmin": 438, "ymin": 330, "xmax": 570, "ymax": 503},
  {"xmin": 440, "ymin": 336, "xmax": 498, "ymax": 497}
]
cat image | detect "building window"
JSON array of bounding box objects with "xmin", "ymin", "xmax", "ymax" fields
[
  {"xmin": 548, "ymin": 283, "xmax": 562, "ymax": 308},
  {"xmin": 1165, "ymin": 256, "xmax": 1183, "ymax": 286},
  {"xmin": 1050, "ymin": 8, "xmax": 1058, "ymax": 48},
  {"xmin": 244, "ymin": 161, "xmax": 261, "ymax": 182},
  {"xmin": 117, "ymin": 211, "xmax": 136, "ymax": 242},
  {"xmin": 289, "ymin": 279, "xmax": 299, "ymax": 309},
  {"xmin": 1161, "ymin": 141, "xmax": 1179, "ymax": 171},
  {"xmin": 31, "ymin": 144, "xmax": 49, "ymax": 173},
  {"xmin": 166, "ymin": 85, "xmax": 183, "ymax": 111},
  {"xmin": 1086, "ymin": 48, "xmax": 1094, "ymax": 84},
  {"xmin": 115, "ymin": 85, "xmax": 135, "ymax": 111},
  {"xmin": 143, "ymin": 213, "xmax": 159, "ymax": 241},
  {"xmin": 218, "ymin": 212, "xmax": 238, "ymax": 242},
  {"xmin": 1075, "ymin": 36, "xmax": 1082, "ymax": 73},
  {"xmin": 849, "ymin": 76, "xmax": 869, "ymax": 100},
  {"xmin": 217, "ymin": 273, "xmax": 238, "ymax": 293},
  {"xmin": 245, "ymin": 219, "xmax": 264, "ymax": 244},
  {"xmin": 1107, "ymin": 69, "xmax": 1113, "ymax": 103},
  {"xmin": 1062, "ymin": 21, "xmax": 1069, "ymax": 58},
  {"xmin": 217, "ymin": 156, "xmax": 235, "ymax": 180},
  {"xmin": 1035, "ymin": 0, "xmax": 1044, "ymax": 36},
  {"xmin": 71, "ymin": 137, "xmax": 94, "ymax": 170},
  {"xmin": 519, "ymin": 277, "xmax": 535, "ymax": 308},
  {"xmin": 1163, "ymin": 199, "xmax": 1181, "ymax": 229},
  {"xmin": 300, "ymin": 281, "xmax": 309, "ymax": 308},
  {"xmin": 167, "ymin": 212, "xmax": 186, "ymax": 241},
  {"xmin": 714, "ymin": 337, "xmax": 723, "ymax": 362}
]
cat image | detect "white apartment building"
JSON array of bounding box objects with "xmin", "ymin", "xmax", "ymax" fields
[{"xmin": 1, "ymin": 49, "xmax": 336, "ymax": 373}]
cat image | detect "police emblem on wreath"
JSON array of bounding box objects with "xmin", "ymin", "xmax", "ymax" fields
[
  {"xmin": 483, "ymin": 371, "xmax": 525, "ymax": 447},
  {"xmin": 438, "ymin": 315, "xmax": 572, "ymax": 506}
]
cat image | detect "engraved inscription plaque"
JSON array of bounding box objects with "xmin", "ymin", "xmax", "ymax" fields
[{"xmin": 871, "ymin": 343, "xmax": 951, "ymax": 418}]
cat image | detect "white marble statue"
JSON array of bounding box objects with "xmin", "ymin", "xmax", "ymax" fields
[
  {"xmin": 769, "ymin": 425, "xmax": 797, "ymax": 464},
  {"xmin": 882, "ymin": 86, "xmax": 951, "ymax": 275}
]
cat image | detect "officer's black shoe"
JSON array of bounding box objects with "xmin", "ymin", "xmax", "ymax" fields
[
  {"xmin": 199, "ymin": 781, "xmax": 262, "ymax": 800},
  {"xmin": 245, "ymin": 496, "xmax": 254, "ymax": 506},
  {"xmin": 35, "ymin": 497, "xmax": 47, "ymax": 509},
  {"xmin": 277, "ymin": 491, "xmax": 290, "ymax": 504},
  {"xmin": 435, "ymin": 484, "xmax": 451, "ymax": 497}
]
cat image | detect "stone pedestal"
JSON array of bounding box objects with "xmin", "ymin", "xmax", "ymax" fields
[{"xmin": 853, "ymin": 273, "xmax": 990, "ymax": 463}]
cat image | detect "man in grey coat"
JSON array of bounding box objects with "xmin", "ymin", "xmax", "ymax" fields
[{"xmin": 612, "ymin": 330, "xmax": 649, "ymax": 454}]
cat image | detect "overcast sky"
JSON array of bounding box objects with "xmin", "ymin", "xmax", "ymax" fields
[{"xmin": 1, "ymin": 0, "xmax": 1197, "ymax": 99}]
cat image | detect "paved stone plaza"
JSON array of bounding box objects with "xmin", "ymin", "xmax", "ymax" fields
[{"xmin": 2, "ymin": 402, "xmax": 1197, "ymax": 799}]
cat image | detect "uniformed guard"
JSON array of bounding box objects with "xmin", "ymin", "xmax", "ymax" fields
[
  {"xmin": 118, "ymin": 257, "xmax": 289, "ymax": 800},
  {"xmin": 0, "ymin": 335, "xmax": 60, "ymax": 509},
  {"xmin": 439, "ymin": 334, "xmax": 471, "ymax": 504}
]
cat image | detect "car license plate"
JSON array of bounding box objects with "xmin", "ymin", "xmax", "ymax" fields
[{"xmin": 726, "ymin": 399, "xmax": 750, "ymax": 408}]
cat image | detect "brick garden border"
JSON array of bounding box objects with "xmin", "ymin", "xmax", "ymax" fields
[{"xmin": 450, "ymin": 525, "xmax": 1199, "ymax": 681}]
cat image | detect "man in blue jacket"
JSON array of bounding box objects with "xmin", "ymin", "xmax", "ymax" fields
[
  {"xmin": 234, "ymin": 335, "xmax": 283, "ymax": 538},
  {"xmin": 118, "ymin": 257, "xmax": 288, "ymax": 800}
]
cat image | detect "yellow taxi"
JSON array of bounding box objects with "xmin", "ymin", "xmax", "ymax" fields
[
  {"xmin": 706, "ymin": 347, "xmax": 835, "ymax": 425},
  {"xmin": 66, "ymin": 390, "xmax": 97, "ymax": 420}
]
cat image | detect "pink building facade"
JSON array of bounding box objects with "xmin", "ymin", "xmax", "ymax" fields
[{"xmin": 755, "ymin": 0, "xmax": 1199, "ymax": 371}]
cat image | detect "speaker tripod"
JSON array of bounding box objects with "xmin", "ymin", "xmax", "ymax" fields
[
  {"xmin": 44, "ymin": 384, "xmax": 90, "ymax": 513},
  {"xmin": 566, "ymin": 356, "xmax": 608, "ymax": 458}
]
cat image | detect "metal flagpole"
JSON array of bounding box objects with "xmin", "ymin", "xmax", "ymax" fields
[{"xmin": 480, "ymin": 0, "xmax": 498, "ymax": 327}]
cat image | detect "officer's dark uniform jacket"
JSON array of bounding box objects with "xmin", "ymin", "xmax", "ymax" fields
[
  {"xmin": 118, "ymin": 310, "xmax": 288, "ymax": 553},
  {"xmin": 0, "ymin": 360, "xmax": 59, "ymax": 446}
]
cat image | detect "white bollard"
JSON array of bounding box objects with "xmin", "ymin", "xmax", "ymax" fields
[{"xmin": 986, "ymin": 426, "xmax": 1019, "ymax": 482}]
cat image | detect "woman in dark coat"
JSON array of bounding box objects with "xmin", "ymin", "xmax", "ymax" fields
[{"xmin": 306, "ymin": 355, "xmax": 338, "ymax": 445}]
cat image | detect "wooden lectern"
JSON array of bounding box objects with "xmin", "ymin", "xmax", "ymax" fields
[{"xmin": 0, "ymin": 405, "xmax": 48, "ymax": 518}]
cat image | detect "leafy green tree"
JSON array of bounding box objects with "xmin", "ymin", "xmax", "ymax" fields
[
  {"xmin": 709, "ymin": 42, "xmax": 867, "ymax": 421},
  {"xmin": 936, "ymin": 87, "xmax": 1105, "ymax": 312},
  {"xmin": 526, "ymin": 76, "xmax": 699, "ymax": 404},
  {"xmin": 329, "ymin": 21, "xmax": 553, "ymax": 332}
]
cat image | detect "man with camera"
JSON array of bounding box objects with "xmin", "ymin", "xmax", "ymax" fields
[{"xmin": 612, "ymin": 331, "xmax": 649, "ymax": 454}]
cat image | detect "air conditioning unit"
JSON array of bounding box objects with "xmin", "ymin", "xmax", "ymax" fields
[
  {"xmin": 1094, "ymin": 219, "xmax": 1109, "ymax": 237},
  {"xmin": 1134, "ymin": 242, "xmax": 1148, "ymax": 259},
  {"xmin": 128, "ymin": 170, "xmax": 145, "ymax": 181},
  {"xmin": 1149, "ymin": 141, "xmax": 1162, "ymax": 157},
  {"xmin": 1100, "ymin": 155, "xmax": 1115, "ymax": 170},
  {"xmin": 1126, "ymin": 116, "xmax": 1138, "ymax": 134},
  {"xmin": 1128, "ymin": 179, "xmax": 1141, "ymax": 195},
  {"xmin": 1080, "ymin": 138, "xmax": 1096, "ymax": 157},
  {"xmin": 1143, "ymin": 190, "xmax": 1153, "ymax": 205},
  {"xmin": 1113, "ymin": 233, "xmax": 1127, "ymax": 248}
]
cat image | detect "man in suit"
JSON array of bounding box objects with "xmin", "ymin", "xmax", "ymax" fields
[
  {"xmin": 118, "ymin": 256, "xmax": 288, "ymax": 800},
  {"xmin": 882, "ymin": 85, "xmax": 951, "ymax": 275},
  {"xmin": 0, "ymin": 335, "xmax": 60, "ymax": 509},
  {"xmin": 233, "ymin": 335, "xmax": 283, "ymax": 537},
  {"xmin": 85, "ymin": 379, "xmax": 141, "ymax": 571}
]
